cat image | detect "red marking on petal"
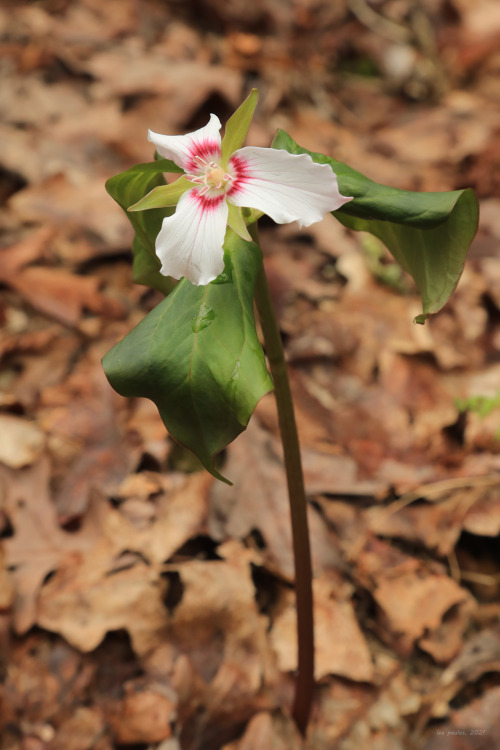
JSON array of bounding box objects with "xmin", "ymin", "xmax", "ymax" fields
[
  {"xmin": 186, "ymin": 139, "xmax": 221, "ymax": 172},
  {"xmin": 227, "ymin": 154, "xmax": 251, "ymax": 196},
  {"xmin": 190, "ymin": 189, "xmax": 226, "ymax": 214}
]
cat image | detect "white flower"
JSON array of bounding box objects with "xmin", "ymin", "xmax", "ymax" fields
[{"xmin": 133, "ymin": 111, "xmax": 352, "ymax": 286}]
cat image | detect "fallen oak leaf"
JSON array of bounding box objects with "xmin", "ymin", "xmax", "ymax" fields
[
  {"xmin": 142, "ymin": 550, "xmax": 279, "ymax": 745},
  {"xmin": 1, "ymin": 458, "xmax": 99, "ymax": 634},
  {"xmin": 2, "ymin": 457, "xmax": 210, "ymax": 645},
  {"xmin": 39, "ymin": 551, "xmax": 170, "ymax": 653},
  {"xmin": 354, "ymin": 537, "xmax": 476, "ymax": 657},
  {"xmin": 367, "ymin": 475, "xmax": 500, "ymax": 557},
  {"xmin": 0, "ymin": 227, "xmax": 125, "ymax": 326},
  {"xmin": 8, "ymin": 173, "xmax": 128, "ymax": 247},
  {"xmin": 270, "ymin": 575, "xmax": 374, "ymax": 683},
  {"xmin": 373, "ymin": 571, "xmax": 473, "ymax": 656},
  {"xmin": 10, "ymin": 265, "xmax": 124, "ymax": 326},
  {"xmin": 0, "ymin": 225, "xmax": 55, "ymax": 275},
  {"xmin": 35, "ymin": 473, "xmax": 210, "ymax": 652}
]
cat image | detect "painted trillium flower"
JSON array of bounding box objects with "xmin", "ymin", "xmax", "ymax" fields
[{"xmin": 129, "ymin": 90, "xmax": 352, "ymax": 286}]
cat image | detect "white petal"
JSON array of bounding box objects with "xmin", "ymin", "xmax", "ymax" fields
[
  {"xmin": 228, "ymin": 147, "xmax": 352, "ymax": 227},
  {"xmin": 148, "ymin": 114, "xmax": 222, "ymax": 173},
  {"xmin": 155, "ymin": 189, "xmax": 228, "ymax": 286}
]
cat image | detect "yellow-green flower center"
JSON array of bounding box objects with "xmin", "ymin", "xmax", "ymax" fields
[
  {"xmin": 206, "ymin": 166, "xmax": 230, "ymax": 190},
  {"xmin": 188, "ymin": 156, "xmax": 233, "ymax": 196}
]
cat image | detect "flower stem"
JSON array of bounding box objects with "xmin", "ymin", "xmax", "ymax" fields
[{"xmin": 251, "ymin": 231, "xmax": 314, "ymax": 735}]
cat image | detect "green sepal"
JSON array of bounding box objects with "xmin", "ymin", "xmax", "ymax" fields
[
  {"xmin": 102, "ymin": 230, "xmax": 273, "ymax": 483},
  {"xmin": 128, "ymin": 176, "xmax": 192, "ymax": 211},
  {"xmin": 227, "ymin": 203, "xmax": 252, "ymax": 241},
  {"xmin": 272, "ymin": 130, "xmax": 479, "ymax": 322},
  {"xmin": 221, "ymin": 89, "xmax": 258, "ymax": 168}
]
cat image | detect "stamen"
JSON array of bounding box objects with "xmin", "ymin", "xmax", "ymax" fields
[
  {"xmin": 193, "ymin": 155, "xmax": 209, "ymax": 166},
  {"xmin": 187, "ymin": 159, "xmax": 234, "ymax": 197}
]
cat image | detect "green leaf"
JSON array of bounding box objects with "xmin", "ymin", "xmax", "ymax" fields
[
  {"xmin": 102, "ymin": 230, "xmax": 273, "ymax": 483},
  {"xmin": 105, "ymin": 159, "xmax": 182, "ymax": 295},
  {"xmin": 221, "ymin": 88, "xmax": 258, "ymax": 167},
  {"xmin": 272, "ymin": 130, "xmax": 479, "ymax": 323}
]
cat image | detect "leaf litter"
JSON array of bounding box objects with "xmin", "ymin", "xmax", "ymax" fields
[{"xmin": 2, "ymin": 0, "xmax": 500, "ymax": 748}]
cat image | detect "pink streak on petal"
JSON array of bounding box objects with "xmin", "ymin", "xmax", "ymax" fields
[
  {"xmin": 227, "ymin": 154, "xmax": 251, "ymax": 196},
  {"xmin": 190, "ymin": 190, "xmax": 226, "ymax": 213},
  {"xmin": 185, "ymin": 140, "xmax": 222, "ymax": 173}
]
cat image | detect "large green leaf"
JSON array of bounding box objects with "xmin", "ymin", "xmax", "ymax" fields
[
  {"xmin": 105, "ymin": 159, "xmax": 180, "ymax": 295},
  {"xmin": 102, "ymin": 230, "xmax": 273, "ymax": 483},
  {"xmin": 272, "ymin": 130, "xmax": 479, "ymax": 322}
]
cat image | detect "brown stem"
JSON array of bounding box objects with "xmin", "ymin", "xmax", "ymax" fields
[{"xmin": 251, "ymin": 232, "xmax": 314, "ymax": 734}]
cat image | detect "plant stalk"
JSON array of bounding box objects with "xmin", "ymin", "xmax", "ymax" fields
[{"xmin": 252, "ymin": 232, "xmax": 314, "ymax": 734}]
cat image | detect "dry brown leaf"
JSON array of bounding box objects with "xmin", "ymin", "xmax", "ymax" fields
[
  {"xmin": 456, "ymin": 0, "xmax": 500, "ymax": 37},
  {"xmin": 47, "ymin": 707, "xmax": 107, "ymax": 750},
  {"xmin": 36, "ymin": 472, "xmax": 211, "ymax": 653},
  {"xmin": 222, "ymin": 710, "xmax": 305, "ymax": 750},
  {"xmin": 271, "ymin": 575, "xmax": 374, "ymax": 682},
  {"xmin": 368, "ymin": 478, "xmax": 500, "ymax": 558},
  {"xmin": 373, "ymin": 571, "xmax": 471, "ymax": 655},
  {"xmin": 2, "ymin": 458, "xmax": 97, "ymax": 633},
  {"xmin": 3, "ymin": 454, "xmax": 211, "ymax": 647},
  {"xmin": 39, "ymin": 550, "xmax": 170, "ymax": 653},
  {"xmin": 0, "ymin": 226, "xmax": 55, "ymax": 275},
  {"xmin": 209, "ymin": 419, "xmax": 343, "ymax": 580},
  {"xmin": 0, "ymin": 229, "xmax": 124, "ymax": 326},
  {"xmin": 37, "ymin": 352, "xmax": 136, "ymax": 515},
  {"xmin": 449, "ymin": 684, "xmax": 500, "ymax": 738},
  {"xmin": 7, "ymin": 266, "xmax": 120, "ymax": 326},
  {"xmin": 88, "ymin": 51, "xmax": 237, "ymax": 96},
  {"xmin": 0, "ymin": 545, "xmax": 14, "ymax": 609},
  {"xmin": 0, "ymin": 123, "xmax": 86, "ymax": 185},
  {"xmin": 0, "ymin": 415, "xmax": 45, "ymax": 469},
  {"xmin": 441, "ymin": 627, "xmax": 500, "ymax": 693},
  {"xmin": 106, "ymin": 679, "xmax": 175, "ymax": 744},
  {"xmin": 366, "ymin": 496, "xmax": 468, "ymax": 558},
  {"xmin": 463, "ymin": 487, "xmax": 500, "ymax": 536},
  {"xmin": 373, "ymin": 100, "xmax": 494, "ymax": 172},
  {"xmin": 151, "ymin": 554, "xmax": 273, "ymax": 684},
  {"xmin": 1, "ymin": 75, "xmax": 88, "ymax": 130},
  {"xmin": 141, "ymin": 550, "xmax": 280, "ymax": 746},
  {"xmin": 1, "ymin": 0, "xmax": 499, "ymax": 746},
  {"xmin": 309, "ymin": 677, "xmax": 376, "ymax": 749},
  {"xmin": 8, "ymin": 173, "xmax": 129, "ymax": 248},
  {"xmin": 419, "ymin": 594, "xmax": 478, "ymax": 664},
  {"xmin": 51, "ymin": 0, "xmax": 141, "ymax": 44}
]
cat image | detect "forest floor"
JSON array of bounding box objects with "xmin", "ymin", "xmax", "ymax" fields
[{"xmin": 2, "ymin": 1, "xmax": 500, "ymax": 748}]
